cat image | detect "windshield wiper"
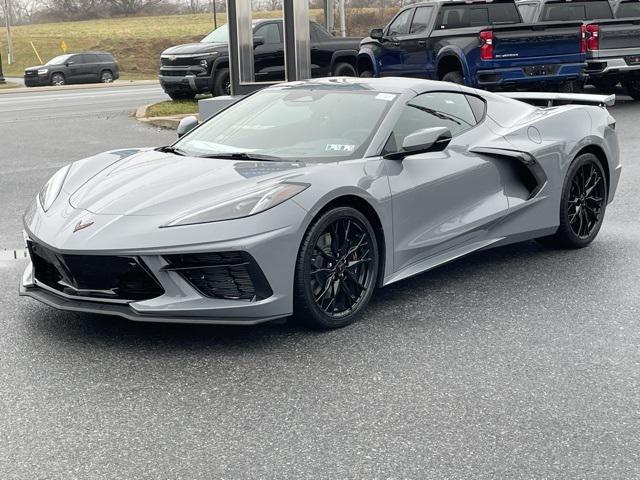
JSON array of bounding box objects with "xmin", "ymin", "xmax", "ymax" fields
[
  {"xmin": 156, "ymin": 145, "xmax": 188, "ymax": 156},
  {"xmin": 196, "ymin": 152, "xmax": 283, "ymax": 162}
]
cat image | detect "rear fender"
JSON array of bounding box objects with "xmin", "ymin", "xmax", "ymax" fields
[{"xmin": 436, "ymin": 47, "xmax": 471, "ymax": 84}]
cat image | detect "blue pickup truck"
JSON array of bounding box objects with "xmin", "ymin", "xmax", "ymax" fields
[{"xmin": 357, "ymin": 0, "xmax": 586, "ymax": 91}]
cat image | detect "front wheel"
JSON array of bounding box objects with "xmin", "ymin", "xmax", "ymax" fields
[
  {"xmin": 359, "ymin": 69, "xmax": 373, "ymax": 78},
  {"xmin": 213, "ymin": 68, "xmax": 231, "ymax": 97},
  {"xmin": 538, "ymin": 153, "xmax": 607, "ymax": 249},
  {"xmin": 332, "ymin": 62, "xmax": 357, "ymax": 77},
  {"xmin": 294, "ymin": 207, "xmax": 380, "ymax": 329},
  {"xmin": 51, "ymin": 73, "xmax": 65, "ymax": 86}
]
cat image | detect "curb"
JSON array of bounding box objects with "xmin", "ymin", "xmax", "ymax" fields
[
  {"xmin": 0, "ymin": 79, "xmax": 159, "ymax": 96},
  {"xmin": 135, "ymin": 103, "xmax": 198, "ymax": 130}
]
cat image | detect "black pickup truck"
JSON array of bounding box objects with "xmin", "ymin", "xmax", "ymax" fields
[
  {"xmin": 159, "ymin": 19, "xmax": 361, "ymax": 100},
  {"xmin": 517, "ymin": 0, "xmax": 640, "ymax": 97},
  {"xmin": 357, "ymin": 0, "xmax": 587, "ymax": 92}
]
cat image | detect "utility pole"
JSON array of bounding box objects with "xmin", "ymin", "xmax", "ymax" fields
[
  {"xmin": 338, "ymin": 0, "xmax": 345, "ymax": 37},
  {"xmin": 212, "ymin": 0, "xmax": 217, "ymax": 30},
  {"xmin": 3, "ymin": 0, "xmax": 13, "ymax": 65}
]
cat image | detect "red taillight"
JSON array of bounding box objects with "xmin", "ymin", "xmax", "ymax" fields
[
  {"xmin": 480, "ymin": 30, "xmax": 493, "ymax": 60},
  {"xmin": 580, "ymin": 24, "xmax": 587, "ymax": 53},
  {"xmin": 586, "ymin": 24, "xmax": 599, "ymax": 51}
]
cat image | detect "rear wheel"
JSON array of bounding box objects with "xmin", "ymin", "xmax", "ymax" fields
[
  {"xmin": 100, "ymin": 70, "xmax": 114, "ymax": 83},
  {"xmin": 294, "ymin": 207, "xmax": 380, "ymax": 329},
  {"xmin": 51, "ymin": 73, "xmax": 65, "ymax": 86},
  {"xmin": 359, "ymin": 69, "xmax": 373, "ymax": 78},
  {"xmin": 332, "ymin": 62, "xmax": 357, "ymax": 77},
  {"xmin": 557, "ymin": 80, "xmax": 583, "ymax": 93},
  {"xmin": 442, "ymin": 71, "xmax": 464, "ymax": 85},
  {"xmin": 538, "ymin": 153, "xmax": 607, "ymax": 249},
  {"xmin": 591, "ymin": 77, "xmax": 618, "ymax": 93},
  {"xmin": 213, "ymin": 68, "xmax": 231, "ymax": 96},
  {"xmin": 622, "ymin": 73, "xmax": 640, "ymax": 100}
]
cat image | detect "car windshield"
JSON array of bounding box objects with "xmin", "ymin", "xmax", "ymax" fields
[
  {"xmin": 201, "ymin": 24, "xmax": 229, "ymax": 43},
  {"xmin": 45, "ymin": 54, "xmax": 72, "ymax": 66},
  {"xmin": 174, "ymin": 87, "xmax": 397, "ymax": 162}
]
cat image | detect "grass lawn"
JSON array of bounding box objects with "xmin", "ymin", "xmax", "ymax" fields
[
  {"xmin": 0, "ymin": 10, "xmax": 324, "ymax": 79},
  {"xmin": 0, "ymin": 81, "xmax": 19, "ymax": 89},
  {"xmin": 145, "ymin": 96, "xmax": 212, "ymax": 117}
]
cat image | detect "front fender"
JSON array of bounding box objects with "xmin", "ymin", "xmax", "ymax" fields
[{"xmin": 357, "ymin": 46, "xmax": 380, "ymax": 76}]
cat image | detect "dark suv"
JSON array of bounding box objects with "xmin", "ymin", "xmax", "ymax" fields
[{"xmin": 24, "ymin": 52, "xmax": 120, "ymax": 87}]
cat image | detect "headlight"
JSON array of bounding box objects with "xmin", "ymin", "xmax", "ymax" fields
[
  {"xmin": 37, "ymin": 68, "xmax": 49, "ymax": 75},
  {"xmin": 39, "ymin": 165, "xmax": 71, "ymax": 212},
  {"xmin": 164, "ymin": 182, "xmax": 309, "ymax": 227}
]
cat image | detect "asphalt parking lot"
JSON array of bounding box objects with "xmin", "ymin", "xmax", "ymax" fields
[{"xmin": 1, "ymin": 86, "xmax": 639, "ymax": 479}]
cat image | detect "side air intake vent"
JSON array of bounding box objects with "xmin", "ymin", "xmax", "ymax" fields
[{"xmin": 162, "ymin": 252, "xmax": 273, "ymax": 301}]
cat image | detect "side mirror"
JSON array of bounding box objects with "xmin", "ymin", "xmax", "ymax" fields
[
  {"xmin": 177, "ymin": 115, "xmax": 198, "ymax": 138},
  {"xmin": 253, "ymin": 36, "xmax": 265, "ymax": 47},
  {"xmin": 385, "ymin": 127, "xmax": 452, "ymax": 160},
  {"xmin": 370, "ymin": 28, "xmax": 384, "ymax": 41}
]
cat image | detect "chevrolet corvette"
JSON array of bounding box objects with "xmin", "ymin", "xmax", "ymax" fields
[{"xmin": 20, "ymin": 78, "xmax": 621, "ymax": 329}]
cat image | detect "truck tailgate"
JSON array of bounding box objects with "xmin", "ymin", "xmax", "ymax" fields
[
  {"xmin": 491, "ymin": 21, "xmax": 584, "ymax": 60},
  {"xmin": 596, "ymin": 19, "xmax": 640, "ymax": 50}
]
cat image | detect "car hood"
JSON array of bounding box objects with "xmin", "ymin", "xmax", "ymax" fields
[
  {"xmin": 24, "ymin": 66, "xmax": 45, "ymax": 72},
  {"xmin": 162, "ymin": 42, "xmax": 227, "ymax": 55},
  {"xmin": 68, "ymin": 150, "xmax": 311, "ymax": 217}
]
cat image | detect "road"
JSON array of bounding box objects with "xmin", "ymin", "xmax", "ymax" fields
[{"xmin": 1, "ymin": 85, "xmax": 639, "ymax": 479}]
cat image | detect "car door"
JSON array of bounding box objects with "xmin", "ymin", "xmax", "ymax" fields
[
  {"xmin": 82, "ymin": 53, "xmax": 100, "ymax": 82},
  {"xmin": 402, "ymin": 5, "xmax": 436, "ymax": 78},
  {"xmin": 253, "ymin": 21, "xmax": 285, "ymax": 82},
  {"xmin": 384, "ymin": 91, "xmax": 511, "ymax": 273},
  {"xmin": 378, "ymin": 7, "xmax": 415, "ymax": 76},
  {"xmin": 310, "ymin": 22, "xmax": 333, "ymax": 77},
  {"xmin": 65, "ymin": 54, "xmax": 85, "ymax": 83}
]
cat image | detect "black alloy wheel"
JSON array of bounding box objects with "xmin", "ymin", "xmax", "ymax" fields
[
  {"xmin": 538, "ymin": 153, "xmax": 607, "ymax": 248},
  {"xmin": 294, "ymin": 207, "xmax": 379, "ymax": 329}
]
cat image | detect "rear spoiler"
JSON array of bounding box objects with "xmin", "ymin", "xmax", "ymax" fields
[{"xmin": 499, "ymin": 92, "xmax": 615, "ymax": 107}]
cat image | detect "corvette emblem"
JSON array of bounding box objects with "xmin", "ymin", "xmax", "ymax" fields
[{"xmin": 73, "ymin": 219, "xmax": 94, "ymax": 233}]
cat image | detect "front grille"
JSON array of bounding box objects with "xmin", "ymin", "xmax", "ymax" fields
[
  {"xmin": 161, "ymin": 57, "xmax": 203, "ymax": 67},
  {"xmin": 163, "ymin": 252, "xmax": 272, "ymax": 301},
  {"xmin": 28, "ymin": 242, "xmax": 164, "ymax": 301},
  {"xmin": 160, "ymin": 69, "xmax": 190, "ymax": 77}
]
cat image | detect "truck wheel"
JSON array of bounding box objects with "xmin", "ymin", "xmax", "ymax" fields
[
  {"xmin": 623, "ymin": 74, "xmax": 640, "ymax": 100},
  {"xmin": 442, "ymin": 71, "xmax": 464, "ymax": 85},
  {"xmin": 591, "ymin": 77, "xmax": 618, "ymax": 93},
  {"xmin": 332, "ymin": 62, "xmax": 357, "ymax": 77},
  {"xmin": 557, "ymin": 80, "xmax": 583, "ymax": 93},
  {"xmin": 213, "ymin": 68, "xmax": 231, "ymax": 97},
  {"xmin": 168, "ymin": 91, "xmax": 196, "ymax": 101},
  {"xmin": 359, "ymin": 70, "xmax": 373, "ymax": 78}
]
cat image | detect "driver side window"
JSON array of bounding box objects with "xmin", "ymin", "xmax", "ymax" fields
[
  {"xmin": 387, "ymin": 8, "xmax": 415, "ymax": 36},
  {"xmin": 387, "ymin": 92, "xmax": 483, "ymax": 151}
]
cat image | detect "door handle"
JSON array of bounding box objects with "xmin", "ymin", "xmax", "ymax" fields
[
  {"xmin": 417, "ymin": 40, "xmax": 427, "ymax": 46},
  {"xmin": 392, "ymin": 41, "xmax": 400, "ymax": 47}
]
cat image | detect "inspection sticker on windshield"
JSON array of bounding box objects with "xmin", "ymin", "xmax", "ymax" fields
[
  {"xmin": 326, "ymin": 144, "xmax": 356, "ymax": 152},
  {"xmin": 376, "ymin": 93, "xmax": 396, "ymax": 101}
]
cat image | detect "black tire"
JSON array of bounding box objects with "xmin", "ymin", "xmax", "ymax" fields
[
  {"xmin": 332, "ymin": 62, "xmax": 357, "ymax": 77},
  {"xmin": 293, "ymin": 207, "xmax": 380, "ymax": 329},
  {"xmin": 167, "ymin": 91, "xmax": 196, "ymax": 101},
  {"xmin": 100, "ymin": 70, "xmax": 114, "ymax": 83},
  {"xmin": 51, "ymin": 73, "xmax": 65, "ymax": 86},
  {"xmin": 537, "ymin": 153, "xmax": 608, "ymax": 249},
  {"xmin": 359, "ymin": 69, "xmax": 374, "ymax": 78},
  {"xmin": 213, "ymin": 67, "xmax": 231, "ymax": 97},
  {"xmin": 591, "ymin": 77, "xmax": 618, "ymax": 93},
  {"xmin": 557, "ymin": 80, "xmax": 583, "ymax": 93},
  {"xmin": 622, "ymin": 73, "xmax": 640, "ymax": 100},
  {"xmin": 442, "ymin": 71, "xmax": 464, "ymax": 85}
]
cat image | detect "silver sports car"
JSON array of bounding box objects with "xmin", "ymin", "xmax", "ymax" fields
[{"xmin": 20, "ymin": 78, "xmax": 621, "ymax": 329}]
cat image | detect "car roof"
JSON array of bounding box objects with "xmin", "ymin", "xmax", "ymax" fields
[{"xmin": 268, "ymin": 77, "xmax": 474, "ymax": 95}]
